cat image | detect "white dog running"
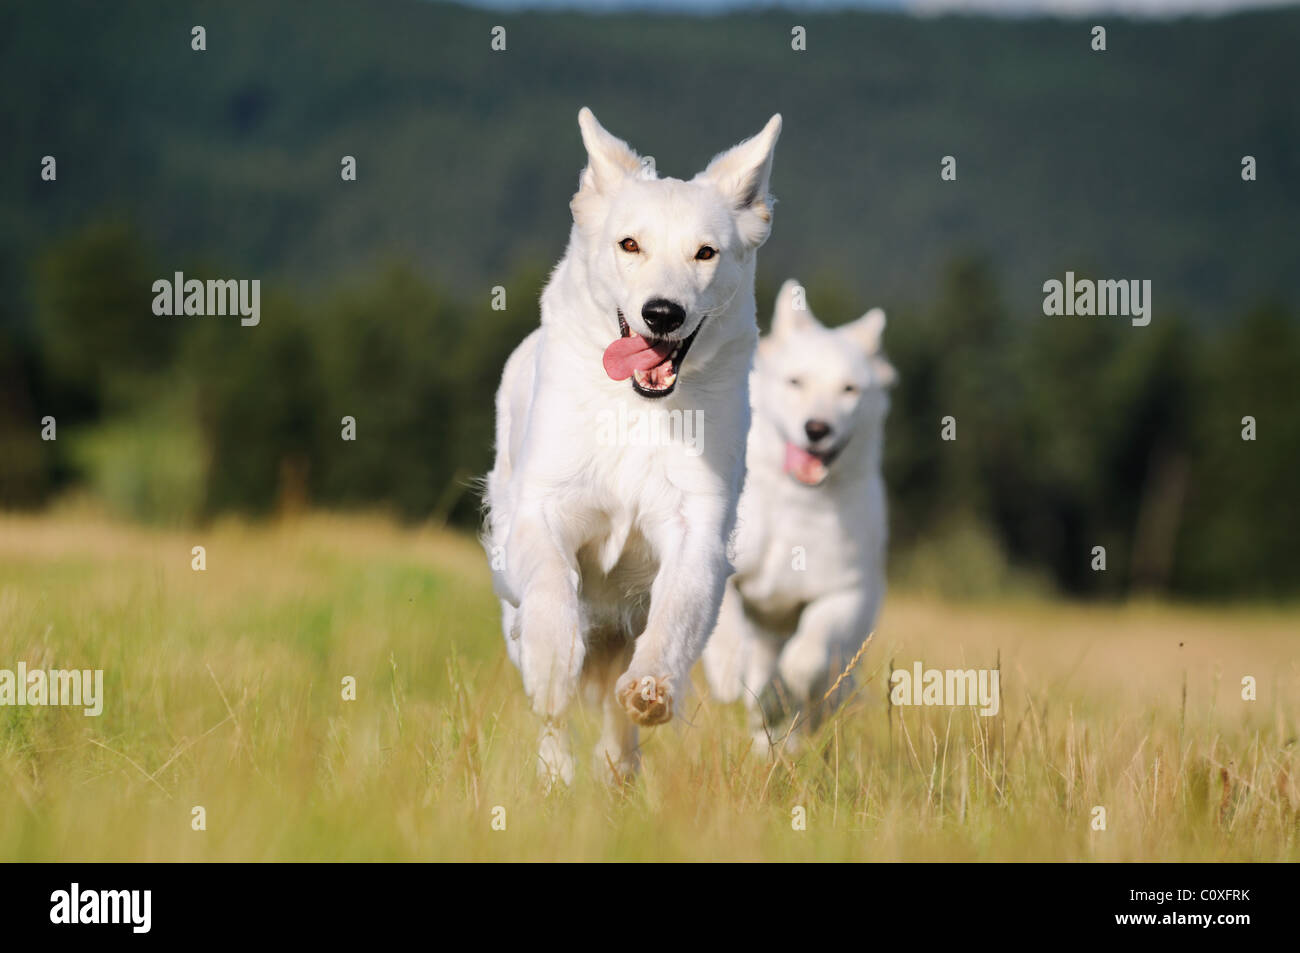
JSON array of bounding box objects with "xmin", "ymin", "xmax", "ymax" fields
[
  {"xmin": 703, "ymin": 279, "xmax": 895, "ymax": 752},
  {"xmin": 483, "ymin": 108, "xmax": 782, "ymax": 784}
]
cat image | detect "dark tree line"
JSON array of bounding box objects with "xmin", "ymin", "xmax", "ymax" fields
[{"xmin": 2, "ymin": 225, "xmax": 1296, "ymax": 599}]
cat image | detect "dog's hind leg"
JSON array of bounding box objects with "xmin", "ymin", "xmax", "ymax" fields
[
  {"xmin": 536, "ymin": 720, "xmax": 575, "ymax": 789},
  {"xmin": 742, "ymin": 629, "xmax": 785, "ymax": 755},
  {"xmin": 591, "ymin": 642, "xmax": 640, "ymax": 784}
]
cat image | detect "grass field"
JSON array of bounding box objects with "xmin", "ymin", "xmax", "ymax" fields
[{"xmin": 1, "ymin": 510, "xmax": 1296, "ymax": 861}]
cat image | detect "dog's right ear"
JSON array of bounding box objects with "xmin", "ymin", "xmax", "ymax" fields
[
  {"xmin": 770, "ymin": 279, "xmax": 819, "ymax": 339},
  {"xmin": 572, "ymin": 108, "xmax": 640, "ymax": 232},
  {"xmin": 575, "ymin": 107, "xmax": 640, "ymax": 197}
]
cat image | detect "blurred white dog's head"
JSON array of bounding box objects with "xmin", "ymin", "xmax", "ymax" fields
[{"xmin": 756, "ymin": 279, "xmax": 897, "ymax": 485}]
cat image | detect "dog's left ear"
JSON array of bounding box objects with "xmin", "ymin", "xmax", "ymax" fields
[
  {"xmin": 840, "ymin": 307, "xmax": 885, "ymax": 353},
  {"xmin": 840, "ymin": 308, "xmax": 898, "ymax": 387},
  {"xmin": 698, "ymin": 114, "xmax": 782, "ymax": 248}
]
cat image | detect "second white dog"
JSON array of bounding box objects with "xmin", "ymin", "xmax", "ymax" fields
[{"xmin": 703, "ymin": 279, "xmax": 895, "ymax": 751}]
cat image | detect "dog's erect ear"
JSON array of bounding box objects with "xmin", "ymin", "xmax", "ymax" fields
[
  {"xmin": 576, "ymin": 107, "xmax": 640, "ymax": 196},
  {"xmin": 838, "ymin": 307, "xmax": 886, "ymax": 354},
  {"xmin": 698, "ymin": 114, "xmax": 782, "ymax": 248},
  {"xmin": 770, "ymin": 279, "xmax": 819, "ymax": 339},
  {"xmin": 840, "ymin": 307, "xmax": 898, "ymax": 388}
]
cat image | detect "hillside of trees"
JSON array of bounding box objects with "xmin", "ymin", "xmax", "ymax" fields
[
  {"xmin": 3, "ymin": 1, "xmax": 1298, "ymax": 316},
  {"xmin": 1, "ymin": 1, "xmax": 1297, "ymax": 598}
]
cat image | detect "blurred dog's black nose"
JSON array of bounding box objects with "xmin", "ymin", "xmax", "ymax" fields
[
  {"xmin": 641, "ymin": 299, "xmax": 685, "ymax": 336},
  {"xmin": 805, "ymin": 420, "xmax": 832, "ymax": 443}
]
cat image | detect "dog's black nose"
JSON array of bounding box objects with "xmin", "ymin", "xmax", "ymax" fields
[
  {"xmin": 805, "ymin": 420, "xmax": 832, "ymax": 443},
  {"xmin": 641, "ymin": 298, "xmax": 686, "ymax": 336}
]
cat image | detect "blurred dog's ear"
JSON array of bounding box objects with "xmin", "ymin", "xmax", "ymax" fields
[
  {"xmin": 770, "ymin": 279, "xmax": 819, "ymax": 340},
  {"xmin": 697, "ymin": 114, "xmax": 782, "ymax": 248},
  {"xmin": 840, "ymin": 308, "xmax": 896, "ymax": 387},
  {"xmin": 839, "ymin": 307, "xmax": 886, "ymax": 354}
]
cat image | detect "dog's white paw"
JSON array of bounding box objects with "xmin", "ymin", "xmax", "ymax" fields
[
  {"xmin": 777, "ymin": 641, "xmax": 828, "ymax": 704},
  {"xmin": 615, "ymin": 673, "xmax": 674, "ymax": 726},
  {"xmin": 592, "ymin": 744, "xmax": 640, "ymax": 786},
  {"xmin": 537, "ymin": 725, "xmax": 575, "ymax": 789}
]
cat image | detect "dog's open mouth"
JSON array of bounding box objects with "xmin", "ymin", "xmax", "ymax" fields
[
  {"xmin": 601, "ymin": 311, "xmax": 704, "ymax": 398},
  {"xmin": 784, "ymin": 441, "xmax": 844, "ymax": 487}
]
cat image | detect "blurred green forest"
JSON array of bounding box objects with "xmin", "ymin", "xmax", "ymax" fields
[
  {"xmin": 1, "ymin": 1, "xmax": 1298, "ymax": 599},
  {"xmin": 3, "ymin": 1, "xmax": 1297, "ymax": 314}
]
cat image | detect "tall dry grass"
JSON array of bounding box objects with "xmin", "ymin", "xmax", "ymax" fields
[{"xmin": 0, "ymin": 512, "xmax": 1295, "ymax": 861}]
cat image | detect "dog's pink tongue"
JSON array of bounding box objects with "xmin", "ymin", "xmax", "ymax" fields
[
  {"xmin": 603, "ymin": 333, "xmax": 674, "ymax": 382},
  {"xmin": 784, "ymin": 442, "xmax": 828, "ymax": 486}
]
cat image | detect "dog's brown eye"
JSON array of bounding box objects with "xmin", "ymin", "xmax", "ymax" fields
[
  {"xmin": 843, "ymin": 383, "xmax": 859, "ymax": 395},
  {"xmin": 695, "ymin": 246, "xmax": 717, "ymax": 261},
  {"xmin": 788, "ymin": 377, "xmax": 803, "ymax": 388},
  {"xmin": 618, "ymin": 238, "xmax": 640, "ymax": 254}
]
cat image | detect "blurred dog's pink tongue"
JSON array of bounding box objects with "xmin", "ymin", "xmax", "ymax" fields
[
  {"xmin": 784, "ymin": 442, "xmax": 828, "ymax": 486},
  {"xmin": 603, "ymin": 334, "xmax": 674, "ymax": 381}
]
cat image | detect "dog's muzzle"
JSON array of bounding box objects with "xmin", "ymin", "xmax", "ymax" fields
[{"xmin": 601, "ymin": 309, "xmax": 705, "ymax": 399}]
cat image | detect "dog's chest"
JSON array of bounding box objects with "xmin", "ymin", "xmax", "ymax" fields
[
  {"xmin": 575, "ymin": 449, "xmax": 676, "ymax": 573},
  {"xmin": 574, "ymin": 501, "xmax": 663, "ymax": 618},
  {"xmin": 734, "ymin": 484, "xmax": 869, "ymax": 614},
  {"xmin": 591, "ymin": 503, "xmax": 641, "ymax": 577}
]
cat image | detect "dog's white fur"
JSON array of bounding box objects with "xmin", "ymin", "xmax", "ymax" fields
[
  {"xmin": 702, "ymin": 279, "xmax": 895, "ymax": 751},
  {"xmin": 483, "ymin": 108, "xmax": 781, "ymax": 784}
]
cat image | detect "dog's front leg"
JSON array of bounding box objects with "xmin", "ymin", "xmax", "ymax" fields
[
  {"xmin": 777, "ymin": 588, "xmax": 876, "ymax": 732},
  {"xmin": 506, "ymin": 503, "xmax": 585, "ymax": 783},
  {"xmin": 616, "ymin": 513, "xmax": 731, "ymax": 726}
]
